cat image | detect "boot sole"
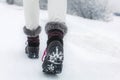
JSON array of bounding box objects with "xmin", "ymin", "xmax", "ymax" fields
[
  {"xmin": 42, "ymin": 47, "xmax": 63, "ymax": 74},
  {"xmin": 25, "ymin": 46, "xmax": 39, "ymax": 59}
]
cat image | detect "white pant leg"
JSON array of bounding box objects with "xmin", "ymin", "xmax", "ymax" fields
[
  {"xmin": 23, "ymin": 0, "xmax": 39, "ymax": 30},
  {"xmin": 48, "ymin": 0, "xmax": 67, "ymax": 23}
]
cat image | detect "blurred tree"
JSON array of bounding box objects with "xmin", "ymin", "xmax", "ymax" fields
[
  {"xmin": 14, "ymin": 0, "xmax": 23, "ymax": 6},
  {"xmin": 7, "ymin": 0, "xmax": 14, "ymax": 4},
  {"xmin": 71, "ymin": 0, "xmax": 111, "ymax": 21}
]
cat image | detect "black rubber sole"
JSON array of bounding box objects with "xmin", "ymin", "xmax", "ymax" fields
[
  {"xmin": 42, "ymin": 59, "xmax": 63, "ymax": 74},
  {"xmin": 25, "ymin": 46, "xmax": 39, "ymax": 59},
  {"xmin": 42, "ymin": 47, "xmax": 63, "ymax": 74}
]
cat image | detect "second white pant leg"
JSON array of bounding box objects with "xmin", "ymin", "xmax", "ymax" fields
[
  {"xmin": 48, "ymin": 0, "xmax": 67, "ymax": 23},
  {"xmin": 23, "ymin": 0, "xmax": 40, "ymax": 30}
]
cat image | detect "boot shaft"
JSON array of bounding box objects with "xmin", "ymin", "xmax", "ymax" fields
[
  {"xmin": 47, "ymin": 29, "xmax": 64, "ymax": 46},
  {"xmin": 27, "ymin": 36, "xmax": 39, "ymax": 47}
]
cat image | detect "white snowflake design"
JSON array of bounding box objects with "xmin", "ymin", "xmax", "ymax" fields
[
  {"xmin": 48, "ymin": 47, "xmax": 63, "ymax": 64},
  {"xmin": 47, "ymin": 64, "xmax": 55, "ymax": 71}
]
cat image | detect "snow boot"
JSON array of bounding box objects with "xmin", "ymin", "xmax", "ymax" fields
[
  {"xmin": 23, "ymin": 26, "xmax": 41, "ymax": 59},
  {"xmin": 42, "ymin": 22, "xmax": 67, "ymax": 74},
  {"xmin": 25, "ymin": 36, "xmax": 39, "ymax": 58}
]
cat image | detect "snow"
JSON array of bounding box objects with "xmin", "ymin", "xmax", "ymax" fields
[
  {"xmin": 0, "ymin": 3, "xmax": 120, "ymax": 80},
  {"xmin": 109, "ymin": 0, "xmax": 120, "ymax": 13}
]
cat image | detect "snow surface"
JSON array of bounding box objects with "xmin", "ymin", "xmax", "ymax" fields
[{"xmin": 0, "ymin": 3, "xmax": 120, "ymax": 80}]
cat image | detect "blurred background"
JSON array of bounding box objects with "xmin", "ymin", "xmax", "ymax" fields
[{"xmin": 0, "ymin": 0, "xmax": 120, "ymax": 21}]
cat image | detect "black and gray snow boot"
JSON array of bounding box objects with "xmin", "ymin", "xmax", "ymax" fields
[
  {"xmin": 25, "ymin": 36, "xmax": 39, "ymax": 58},
  {"xmin": 23, "ymin": 26, "xmax": 41, "ymax": 59},
  {"xmin": 42, "ymin": 22, "xmax": 67, "ymax": 74}
]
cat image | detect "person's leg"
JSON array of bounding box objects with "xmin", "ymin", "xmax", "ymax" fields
[
  {"xmin": 42, "ymin": 0, "xmax": 67, "ymax": 74},
  {"xmin": 23, "ymin": 0, "xmax": 41, "ymax": 59},
  {"xmin": 48, "ymin": 0, "xmax": 67, "ymax": 22}
]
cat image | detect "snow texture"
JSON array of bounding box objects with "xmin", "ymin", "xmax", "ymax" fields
[{"xmin": 0, "ymin": 3, "xmax": 120, "ymax": 80}]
